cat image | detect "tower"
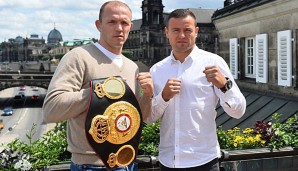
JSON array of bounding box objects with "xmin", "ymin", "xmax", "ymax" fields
[
  {"xmin": 141, "ymin": 0, "xmax": 164, "ymax": 29},
  {"xmin": 140, "ymin": 0, "xmax": 165, "ymax": 65}
]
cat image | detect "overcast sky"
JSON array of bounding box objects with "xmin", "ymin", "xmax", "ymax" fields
[{"xmin": 0, "ymin": 0, "xmax": 224, "ymax": 42}]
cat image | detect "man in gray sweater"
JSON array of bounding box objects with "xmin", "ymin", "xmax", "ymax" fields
[{"xmin": 42, "ymin": 1, "xmax": 153, "ymax": 170}]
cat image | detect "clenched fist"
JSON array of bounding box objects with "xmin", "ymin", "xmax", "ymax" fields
[
  {"xmin": 203, "ymin": 65, "xmax": 227, "ymax": 88},
  {"xmin": 162, "ymin": 78, "xmax": 181, "ymax": 102},
  {"xmin": 136, "ymin": 72, "xmax": 154, "ymax": 98}
]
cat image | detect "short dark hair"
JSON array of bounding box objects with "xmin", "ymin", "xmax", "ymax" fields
[
  {"xmin": 166, "ymin": 9, "xmax": 196, "ymax": 27},
  {"xmin": 98, "ymin": 1, "xmax": 132, "ymax": 22}
]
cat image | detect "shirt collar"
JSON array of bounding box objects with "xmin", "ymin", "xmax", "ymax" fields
[
  {"xmin": 170, "ymin": 46, "xmax": 199, "ymax": 63},
  {"xmin": 94, "ymin": 42, "xmax": 122, "ymax": 60}
]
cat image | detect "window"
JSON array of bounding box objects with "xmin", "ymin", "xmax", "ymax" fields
[{"xmin": 245, "ymin": 37, "xmax": 255, "ymax": 78}]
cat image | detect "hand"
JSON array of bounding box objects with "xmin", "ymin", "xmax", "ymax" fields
[
  {"xmin": 162, "ymin": 78, "xmax": 181, "ymax": 102},
  {"xmin": 136, "ymin": 72, "xmax": 154, "ymax": 98},
  {"xmin": 203, "ymin": 65, "xmax": 227, "ymax": 88}
]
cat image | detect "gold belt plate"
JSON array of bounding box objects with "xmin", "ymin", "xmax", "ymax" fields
[{"xmin": 89, "ymin": 101, "xmax": 140, "ymax": 144}]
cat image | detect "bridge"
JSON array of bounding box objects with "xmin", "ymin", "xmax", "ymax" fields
[
  {"xmin": 0, "ymin": 71, "xmax": 53, "ymax": 91},
  {"xmin": 0, "ymin": 61, "xmax": 57, "ymax": 90}
]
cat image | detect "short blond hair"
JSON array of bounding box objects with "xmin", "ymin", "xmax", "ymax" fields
[{"xmin": 98, "ymin": 1, "xmax": 132, "ymax": 22}]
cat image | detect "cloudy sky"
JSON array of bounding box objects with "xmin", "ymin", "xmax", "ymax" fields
[{"xmin": 0, "ymin": 0, "xmax": 224, "ymax": 42}]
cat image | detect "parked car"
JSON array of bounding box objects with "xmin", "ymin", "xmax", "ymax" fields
[
  {"xmin": 32, "ymin": 87, "xmax": 39, "ymax": 91},
  {"xmin": 14, "ymin": 94, "xmax": 25, "ymax": 102},
  {"xmin": 18, "ymin": 91, "xmax": 25, "ymax": 96},
  {"xmin": 19, "ymin": 86, "xmax": 26, "ymax": 91},
  {"xmin": 0, "ymin": 119, "xmax": 4, "ymax": 130},
  {"xmin": 2, "ymin": 107, "xmax": 13, "ymax": 116},
  {"xmin": 31, "ymin": 94, "xmax": 39, "ymax": 101}
]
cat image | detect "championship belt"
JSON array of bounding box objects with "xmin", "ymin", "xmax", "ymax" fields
[{"xmin": 85, "ymin": 76, "xmax": 143, "ymax": 170}]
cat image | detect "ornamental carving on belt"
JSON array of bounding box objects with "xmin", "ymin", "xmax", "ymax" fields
[{"xmin": 88, "ymin": 101, "xmax": 140, "ymax": 144}]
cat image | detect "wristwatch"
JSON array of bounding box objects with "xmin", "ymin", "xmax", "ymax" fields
[{"xmin": 220, "ymin": 77, "xmax": 233, "ymax": 93}]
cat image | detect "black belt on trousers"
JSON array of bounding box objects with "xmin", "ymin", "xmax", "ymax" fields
[{"xmin": 85, "ymin": 76, "xmax": 143, "ymax": 170}]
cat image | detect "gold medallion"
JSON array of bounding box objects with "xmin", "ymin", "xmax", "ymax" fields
[
  {"xmin": 107, "ymin": 145, "xmax": 135, "ymax": 168},
  {"xmin": 89, "ymin": 101, "xmax": 140, "ymax": 144},
  {"xmin": 94, "ymin": 77, "xmax": 126, "ymax": 99}
]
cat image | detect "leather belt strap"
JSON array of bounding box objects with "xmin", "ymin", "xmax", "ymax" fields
[{"xmin": 85, "ymin": 76, "xmax": 143, "ymax": 170}]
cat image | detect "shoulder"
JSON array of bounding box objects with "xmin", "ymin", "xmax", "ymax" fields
[
  {"xmin": 150, "ymin": 56, "xmax": 171, "ymax": 72},
  {"xmin": 71, "ymin": 44, "xmax": 96, "ymax": 55},
  {"xmin": 122, "ymin": 56, "xmax": 138, "ymax": 69},
  {"xmin": 58, "ymin": 44, "xmax": 98, "ymax": 68},
  {"xmin": 65, "ymin": 44, "xmax": 99, "ymax": 60},
  {"xmin": 196, "ymin": 48, "xmax": 227, "ymax": 64},
  {"xmin": 198, "ymin": 48, "xmax": 220, "ymax": 59}
]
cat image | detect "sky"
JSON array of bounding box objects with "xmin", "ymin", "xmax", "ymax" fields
[{"xmin": 0, "ymin": 0, "xmax": 224, "ymax": 43}]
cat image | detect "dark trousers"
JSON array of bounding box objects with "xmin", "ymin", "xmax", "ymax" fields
[
  {"xmin": 159, "ymin": 158, "xmax": 220, "ymax": 171},
  {"xmin": 70, "ymin": 161, "xmax": 137, "ymax": 171}
]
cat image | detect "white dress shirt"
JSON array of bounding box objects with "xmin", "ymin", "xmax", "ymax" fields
[{"xmin": 146, "ymin": 46, "xmax": 246, "ymax": 168}]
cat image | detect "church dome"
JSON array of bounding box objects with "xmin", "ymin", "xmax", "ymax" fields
[
  {"xmin": 47, "ymin": 27, "xmax": 63, "ymax": 45},
  {"xmin": 15, "ymin": 36, "xmax": 24, "ymax": 44}
]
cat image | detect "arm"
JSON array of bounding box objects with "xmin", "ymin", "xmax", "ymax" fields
[
  {"xmin": 143, "ymin": 77, "xmax": 180, "ymax": 124},
  {"xmin": 42, "ymin": 51, "xmax": 90, "ymax": 123},
  {"xmin": 136, "ymin": 72, "xmax": 154, "ymax": 123},
  {"xmin": 203, "ymin": 58, "xmax": 246, "ymax": 119},
  {"xmin": 143, "ymin": 91, "xmax": 169, "ymax": 124},
  {"xmin": 216, "ymin": 82, "xmax": 246, "ymax": 119}
]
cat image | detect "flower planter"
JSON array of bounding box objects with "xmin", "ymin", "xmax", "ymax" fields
[
  {"xmin": 220, "ymin": 147, "xmax": 298, "ymax": 171},
  {"xmin": 46, "ymin": 148, "xmax": 298, "ymax": 171}
]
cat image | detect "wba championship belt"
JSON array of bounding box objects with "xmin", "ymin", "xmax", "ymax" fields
[{"xmin": 85, "ymin": 76, "xmax": 143, "ymax": 170}]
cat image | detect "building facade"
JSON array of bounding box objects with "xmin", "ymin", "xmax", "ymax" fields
[
  {"xmin": 49, "ymin": 38, "xmax": 96, "ymax": 58},
  {"xmin": 0, "ymin": 34, "xmax": 47, "ymax": 62},
  {"xmin": 212, "ymin": 0, "xmax": 298, "ymax": 97}
]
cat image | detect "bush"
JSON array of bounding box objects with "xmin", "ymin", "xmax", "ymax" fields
[
  {"xmin": 139, "ymin": 122, "xmax": 160, "ymax": 156},
  {"xmin": 0, "ymin": 122, "xmax": 69, "ymax": 170},
  {"xmin": 269, "ymin": 113, "xmax": 298, "ymax": 149},
  {"xmin": 217, "ymin": 127, "xmax": 266, "ymax": 150},
  {"xmin": 217, "ymin": 114, "xmax": 298, "ymax": 150}
]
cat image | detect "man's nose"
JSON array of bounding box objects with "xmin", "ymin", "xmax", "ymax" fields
[
  {"xmin": 178, "ymin": 31, "xmax": 186, "ymax": 38},
  {"xmin": 115, "ymin": 23, "xmax": 123, "ymax": 31}
]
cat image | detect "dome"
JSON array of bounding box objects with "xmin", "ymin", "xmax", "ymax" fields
[
  {"xmin": 15, "ymin": 36, "xmax": 24, "ymax": 44},
  {"xmin": 47, "ymin": 28, "xmax": 63, "ymax": 45}
]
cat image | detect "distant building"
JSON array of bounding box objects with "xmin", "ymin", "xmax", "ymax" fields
[
  {"xmin": 26, "ymin": 34, "xmax": 47, "ymax": 61},
  {"xmin": 0, "ymin": 28, "xmax": 96, "ymax": 62},
  {"xmin": 49, "ymin": 38, "xmax": 96, "ymax": 57},
  {"xmin": 47, "ymin": 27, "xmax": 63, "ymax": 49},
  {"xmin": 124, "ymin": 0, "xmax": 217, "ymax": 66},
  {"xmin": 0, "ymin": 34, "xmax": 46, "ymax": 62}
]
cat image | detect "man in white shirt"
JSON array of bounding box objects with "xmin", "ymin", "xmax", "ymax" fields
[{"xmin": 143, "ymin": 9, "xmax": 246, "ymax": 171}]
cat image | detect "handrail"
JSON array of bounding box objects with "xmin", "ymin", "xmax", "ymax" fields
[{"xmin": 220, "ymin": 147, "xmax": 298, "ymax": 161}]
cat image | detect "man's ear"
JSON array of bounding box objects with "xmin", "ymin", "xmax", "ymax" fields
[
  {"xmin": 130, "ymin": 22, "xmax": 134, "ymax": 30},
  {"xmin": 95, "ymin": 20, "xmax": 101, "ymax": 32},
  {"xmin": 195, "ymin": 26, "xmax": 199, "ymax": 37},
  {"xmin": 164, "ymin": 26, "xmax": 169, "ymax": 38}
]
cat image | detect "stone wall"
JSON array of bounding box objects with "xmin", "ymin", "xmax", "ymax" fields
[{"xmin": 213, "ymin": 0, "xmax": 298, "ymax": 97}]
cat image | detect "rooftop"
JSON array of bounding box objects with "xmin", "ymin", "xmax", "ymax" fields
[{"xmin": 216, "ymin": 88, "xmax": 298, "ymax": 130}]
